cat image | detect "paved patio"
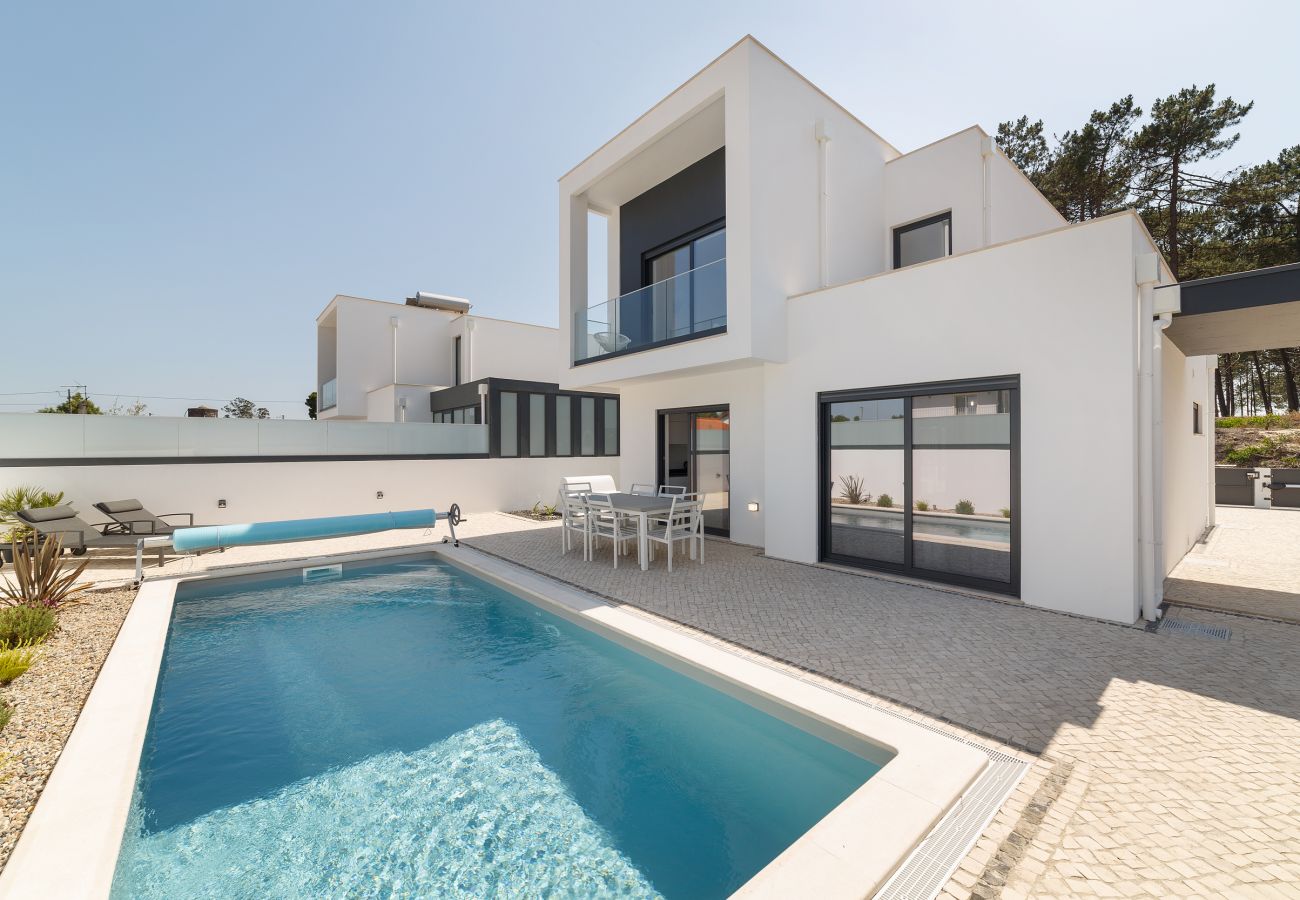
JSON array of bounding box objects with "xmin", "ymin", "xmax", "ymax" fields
[
  {"xmin": 463, "ymin": 519, "xmax": 1300, "ymax": 899},
  {"xmin": 35, "ymin": 511, "xmax": 1300, "ymax": 898},
  {"xmin": 1165, "ymin": 505, "xmax": 1300, "ymax": 624}
]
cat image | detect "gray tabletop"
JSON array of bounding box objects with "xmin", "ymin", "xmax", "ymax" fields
[{"xmin": 600, "ymin": 493, "xmax": 674, "ymax": 514}]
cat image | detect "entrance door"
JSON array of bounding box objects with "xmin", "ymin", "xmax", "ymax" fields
[{"xmin": 658, "ymin": 406, "xmax": 730, "ymax": 536}]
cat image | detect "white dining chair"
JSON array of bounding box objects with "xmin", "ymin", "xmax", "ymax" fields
[
  {"xmin": 586, "ymin": 493, "xmax": 634, "ymax": 569},
  {"xmin": 646, "ymin": 497, "xmax": 704, "ymax": 572},
  {"xmin": 629, "ymin": 483, "xmax": 657, "ymax": 496},
  {"xmin": 558, "ymin": 482, "xmax": 591, "ymax": 555},
  {"xmin": 658, "ymin": 485, "xmax": 688, "ymax": 497}
]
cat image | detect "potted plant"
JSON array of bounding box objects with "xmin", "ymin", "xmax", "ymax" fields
[{"xmin": 0, "ymin": 487, "xmax": 64, "ymax": 563}]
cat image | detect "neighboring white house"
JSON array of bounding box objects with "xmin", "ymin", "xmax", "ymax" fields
[
  {"xmin": 316, "ymin": 292, "xmax": 561, "ymax": 422},
  {"xmin": 557, "ymin": 35, "xmax": 1214, "ymax": 624}
]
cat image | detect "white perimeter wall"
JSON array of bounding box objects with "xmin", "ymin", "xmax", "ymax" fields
[
  {"xmin": 615, "ymin": 364, "xmax": 766, "ymax": 547},
  {"xmin": 0, "ymin": 457, "xmax": 619, "ymax": 528},
  {"xmin": 1161, "ymin": 336, "xmax": 1213, "ymax": 573},
  {"xmin": 765, "ymin": 213, "xmax": 1143, "ymax": 622}
]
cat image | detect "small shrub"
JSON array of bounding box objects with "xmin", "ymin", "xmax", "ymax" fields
[
  {"xmin": 0, "ymin": 644, "xmax": 38, "ymax": 685},
  {"xmin": 914, "ymin": 500, "xmax": 930, "ymax": 511},
  {"xmin": 877, "ymin": 493, "xmax": 894, "ymax": 508},
  {"xmin": 0, "ymin": 700, "xmax": 10, "ymax": 731},
  {"xmin": 0, "ymin": 606, "xmax": 56, "ymax": 647},
  {"xmin": 529, "ymin": 501, "xmax": 559, "ymax": 519},
  {"xmin": 954, "ymin": 499, "xmax": 975, "ymax": 515},
  {"xmin": 0, "ymin": 536, "xmax": 90, "ymax": 610},
  {"xmin": 1000, "ymin": 507, "xmax": 1012, "ymax": 518},
  {"xmin": 1215, "ymin": 414, "xmax": 1300, "ymax": 429},
  {"xmin": 838, "ymin": 475, "xmax": 871, "ymax": 505},
  {"xmin": 1224, "ymin": 437, "xmax": 1284, "ymax": 467}
]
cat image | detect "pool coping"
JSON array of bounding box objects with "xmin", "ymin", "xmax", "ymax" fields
[{"xmin": 0, "ymin": 542, "xmax": 990, "ymax": 899}]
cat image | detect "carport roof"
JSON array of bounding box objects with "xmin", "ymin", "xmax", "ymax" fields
[{"xmin": 1161, "ymin": 261, "xmax": 1300, "ymax": 356}]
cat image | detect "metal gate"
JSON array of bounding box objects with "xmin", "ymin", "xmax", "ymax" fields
[{"xmin": 1216, "ymin": 466, "xmax": 1300, "ymax": 508}]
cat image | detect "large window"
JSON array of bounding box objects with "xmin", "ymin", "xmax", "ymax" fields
[
  {"xmin": 893, "ymin": 213, "xmax": 951, "ymax": 269},
  {"xmin": 487, "ymin": 389, "xmax": 616, "ymax": 458},
  {"xmin": 433, "ymin": 405, "xmax": 478, "ymax": 424},
  {"xmin": 821, "ymin": 376, "xmax": 1019, "ymax": 595},
  {"xmin": 645, "ymin": 225, "xmax": 727, "ymax": 340}
]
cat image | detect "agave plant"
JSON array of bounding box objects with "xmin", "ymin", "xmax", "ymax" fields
[
  {"xmin": 0, "ymin": 537, "xmax": 90, "ymax": 610},
  {"xmin": 837, "ymin": 475, "xmax": 871, "ymax": 506}
]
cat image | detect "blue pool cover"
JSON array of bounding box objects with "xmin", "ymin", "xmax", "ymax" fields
[{"xmin": 171, "ymin": 509, "xmax": 437, "ymax": 552}]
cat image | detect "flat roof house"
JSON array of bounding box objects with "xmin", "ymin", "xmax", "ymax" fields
[{"xmin": 559, "ymin": 36, "xmax": 1211, "ymax": 623}]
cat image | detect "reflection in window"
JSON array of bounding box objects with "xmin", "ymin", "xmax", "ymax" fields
[
  {"xmin": 893, "ymin": 213, "xmax": 951, "ymax": 269},
  {"xmin": 911, "ymin": 390, "xmax": 1011, "ymax": 584},
  {"xmin": 827, "ymin": 397, "xmax": 906, "ymax": 565}
]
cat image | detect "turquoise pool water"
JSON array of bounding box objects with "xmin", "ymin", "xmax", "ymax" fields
[{"xmin": 110, "ymin": 558, "xmax": 881, "ymax": 899}]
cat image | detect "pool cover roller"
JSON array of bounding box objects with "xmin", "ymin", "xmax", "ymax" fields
[{"xmin": 172, "ymin": 508, "xmax": 452, "ymax": 553}]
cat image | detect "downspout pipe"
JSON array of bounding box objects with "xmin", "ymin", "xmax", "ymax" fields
[
  {"xmin": 816, "ymin": 119, "xmax": 831, "ymax": 288},
  {"xmin": 980, "ymin": 134, "xmax": 994, "ymax": 246},
  {"xmin": 390, "ymin": 316, "xmax": 401, "ymax": 422},
  {"xmin": 1152, "ymin": 311, "xmax": 1173, "ymax": 616},
  {"xmin": 1136, "ymin": 253, "xmax": 1164, "ymax": 622}
]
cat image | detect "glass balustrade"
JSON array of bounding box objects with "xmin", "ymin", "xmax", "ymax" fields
[
  {"xmin": 320, "ymin": 378, "xmax": 338, "ymax": 411},
  {"xmin": 573, "ymin": 258, "xmax": 725, "ymax": 363}
]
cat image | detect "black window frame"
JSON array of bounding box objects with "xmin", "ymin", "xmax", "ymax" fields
[
  {"xmin": 892, "ymin": 211, "xmax": 952, "ymax": 270},
  {"xmin": 1193, "ymin": 401, "xmax": 1202, "ymax": 434},
  {"xmin": 453, "ymin": 335, "xmax": 462, "ymax": 386},
  {"xmin": 818, "ymin": 374, "xmax": 1020, "ymax": 597},
  {"xmin": 474, "ymin": 382, "xmax": 619, "ymax": 459}
]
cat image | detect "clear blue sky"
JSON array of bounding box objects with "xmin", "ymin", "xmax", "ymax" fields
[{"xmin": 3, "ymin": 0, "xmax": 1296, "ymax": 417}]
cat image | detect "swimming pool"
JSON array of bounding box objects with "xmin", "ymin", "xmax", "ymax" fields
[{"xmin": 109, "ymin": 557, "xmax": 884, "ymax": 898}]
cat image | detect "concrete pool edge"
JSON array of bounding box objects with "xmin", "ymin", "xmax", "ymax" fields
[
  {"xmin": 0, "ymin": 542, "xmax": 991, "ymax": 899},
  {"xmin": 436, "ymin": 544, "xmax": 992, "ymax": 898}
]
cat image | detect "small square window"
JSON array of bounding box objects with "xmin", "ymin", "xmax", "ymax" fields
[{"xmin": 893, "ymin": 212, "xmax": 952, "ymax": 269}]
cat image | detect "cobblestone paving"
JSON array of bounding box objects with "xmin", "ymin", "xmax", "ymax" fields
[
  {"xmin": 464, "ymin": 519, "xmax": 1300, "ymax": 899},
  {"xmin": 1165, "ymin": 506, "xmax": 1300, "ymax": 625}
]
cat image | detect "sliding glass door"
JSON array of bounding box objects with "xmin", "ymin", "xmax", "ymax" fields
[
  {"xmin": 820, "ymin": 377, "xmax": 1019, "ymax": 595},
  {"xmin": 658, "ymin": 406, "xmax": 730, "ymax": 536}
]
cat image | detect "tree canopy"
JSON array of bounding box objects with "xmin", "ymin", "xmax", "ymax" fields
[{"xmin": 998, "ymin": 87, "xmax": 1298, "ymax": 416}]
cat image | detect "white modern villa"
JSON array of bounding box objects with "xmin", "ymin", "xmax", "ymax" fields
[{"xmin": 314, "ymin": 36, "xmax": 1215, "ymax": 624}]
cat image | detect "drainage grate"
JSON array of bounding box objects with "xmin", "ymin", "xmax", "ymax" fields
[
  {"xmin": 1159, "ymin": 617, "xmax": 1232, "ymax": 641},
  {"xmin": 874, "ymin": 738, "xmax": 1027, "ymax": 900}
]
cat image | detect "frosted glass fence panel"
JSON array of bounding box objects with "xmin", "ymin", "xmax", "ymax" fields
[
  {"xmin": 258, "ymin": 421, "xmax": 330, "ymax": 455},
  {"xmin": 178, "ymin": 418, "xmax": 260, "ymax": 456},
  {"xmin": 83, "ymin": 416, "xmax": 181, "ymax": 457},
  {"xmin": 0, "ymin": 414, "xmax": 487, "ymax": 459}
]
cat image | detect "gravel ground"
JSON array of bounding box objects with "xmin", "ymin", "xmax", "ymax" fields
[{"xmin": 0, "ymin": 588, "xmax": 136, "ymax": 872}]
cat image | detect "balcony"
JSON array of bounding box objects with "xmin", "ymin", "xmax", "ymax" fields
[
  {"xmin": 573, "ymin": 259, "xmax": 726, "ymax": 364},
  {"xmin": 320, "ymin": 377, "xmax": 338, "ymax": 411}
]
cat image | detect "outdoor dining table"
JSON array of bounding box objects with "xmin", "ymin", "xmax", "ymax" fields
[{"xmin": 601, "ymin": 493, "xmax": 676, "ymax": 571}]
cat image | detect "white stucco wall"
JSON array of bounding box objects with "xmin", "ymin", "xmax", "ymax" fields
[
  {"xmin": 457, "ymin": 316, "xmax": 561, "ymax": 384},
  {"xmin": 0, "ymin": 457, "xmax": 619, "ymax": 528},
  {"xmin": 883, "ymin": 127, "xmax": 1065, "ymax": 264},
  {"xmin": 745, "ymin": 43, "xmax": 896, "ymax": 362},
  {"xmin": 615, "ymin": 364, "xmax": 766, "ymax": 547},
  {"xmin": 1160, "ymin": 336, "xmax": 1213, "ymax": 574},
  {"xmin": 322, "ymin": 297, "xmax": 456, "ymax": 419},
  {"xmin": 766, "ymin": 213, "xmax": 1143, "ymax": 622}
]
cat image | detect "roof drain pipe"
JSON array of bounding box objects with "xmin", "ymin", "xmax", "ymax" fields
[
  {"xmin": 816, "ymin": 118, "xmax": 831, "ymax": 288},
  {"xmin": 980, "ymin": 134, "xmax": 994, "ymax": 247},
  {"xmin": 1136, "ymin": 253, "xmax": 1164, "ymax": 622},
  {"xmin": 390, "ymin": 316, "xmax": 402, "ymax": 422}
]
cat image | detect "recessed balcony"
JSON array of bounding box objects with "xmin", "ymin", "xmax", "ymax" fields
[{"xmin": 573, "ymin": 258, "xmax": 726, "ymax": 364}]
